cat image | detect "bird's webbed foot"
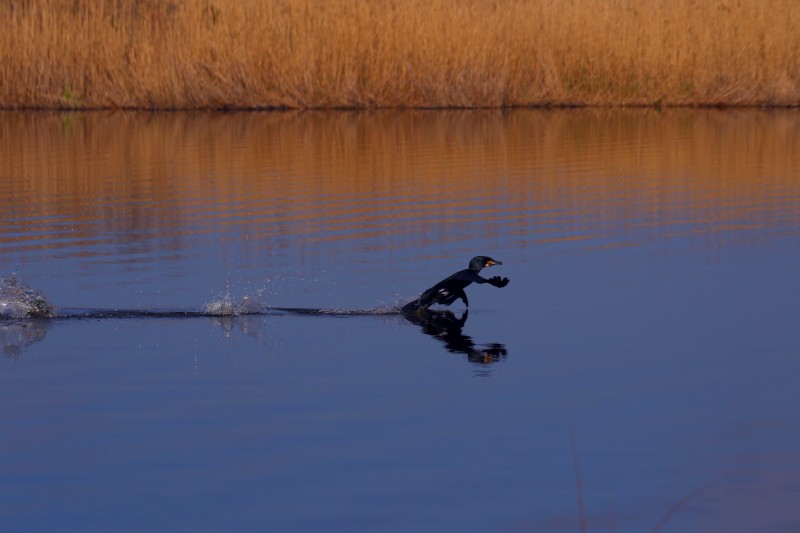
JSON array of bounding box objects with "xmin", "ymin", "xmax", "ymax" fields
[{"xmin": 487, "ymin": 276, "xmax": 510, "ymax": 288}]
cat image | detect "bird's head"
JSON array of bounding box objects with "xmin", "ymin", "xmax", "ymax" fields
[{"xmin": 469, "ymin": 256, "xmax": 502, "ymax": 272}]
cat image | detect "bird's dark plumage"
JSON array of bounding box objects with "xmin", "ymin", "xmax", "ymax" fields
[{"xmin": 402, "ymin": 256, "xmax": 509, "ymax": 312}]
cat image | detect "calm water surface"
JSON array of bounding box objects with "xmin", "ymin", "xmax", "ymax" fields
[{"xmin": 1, "ymin": 110, "xmax": 800, "ymax": 531}]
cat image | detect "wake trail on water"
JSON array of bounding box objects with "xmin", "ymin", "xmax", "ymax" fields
[{"xmin": 0, "ymin": 277, "xmax": 408, "ymax": 320}]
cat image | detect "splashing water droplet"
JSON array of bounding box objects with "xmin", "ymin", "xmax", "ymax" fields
[
  {"xmin": 0, "ymin": 276, "xmax": 58, "ymax": 318},
  {"xmin": 203, "ymin": 292, "xmax": 264, "ymax": 317}
]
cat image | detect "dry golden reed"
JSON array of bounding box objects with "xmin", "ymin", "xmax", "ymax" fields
[{"xmin": 1, "ymin": 0, "xmax": 799, "ymax": 109}]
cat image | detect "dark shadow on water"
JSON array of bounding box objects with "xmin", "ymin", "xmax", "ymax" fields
[{"xmin": 402, "ymin": 308, "xmax": 507, "ymax": 366}]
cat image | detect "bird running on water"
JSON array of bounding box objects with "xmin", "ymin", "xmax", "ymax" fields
[{"xmin": 401, "ymin": 256, "xmax": 509, "ymax": 312}]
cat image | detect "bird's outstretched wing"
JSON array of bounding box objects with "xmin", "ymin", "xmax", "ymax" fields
[
  {"xmin": 417, "ymin": 282, "xmax": 468, "ymax": 308},
  {"xmin": 401, "ymin": 266, "xmax": 507, "ymax": 312}
]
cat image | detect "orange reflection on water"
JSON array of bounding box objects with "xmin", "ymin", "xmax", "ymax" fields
[{"xmin": 1, "ymin": 109, "xmax": 798, "ymax": 255}]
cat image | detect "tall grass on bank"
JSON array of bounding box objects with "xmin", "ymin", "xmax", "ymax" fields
[{"xmin": 1, "ymin": 0, "xmax": 799, "ymax": 109}]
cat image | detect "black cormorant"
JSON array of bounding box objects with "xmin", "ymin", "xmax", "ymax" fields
[{"xmin": 401, "ymin": 256, "xmax": 509, "ymax": 312}]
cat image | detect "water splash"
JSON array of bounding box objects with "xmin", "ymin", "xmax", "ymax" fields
[
  {"xmin": 203, "ymin": 293, "xmax": 264, "ymax": 317},
  {"xmin": 0, "ymin": 276, "xmax": 58, "ymax": 318}
]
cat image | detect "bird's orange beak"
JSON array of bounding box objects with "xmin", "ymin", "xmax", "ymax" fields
[{"xmin": 485, "ymin": 259, "xmax": 502, "ymax": 267}]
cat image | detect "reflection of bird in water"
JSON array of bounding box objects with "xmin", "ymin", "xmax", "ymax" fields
[
  {"xmin": 1, "ymin": 320, "xmax": 50, "ymax": 360},
  {"xmin": 401, "ymin": 256, "xmax": 509, "ymax": 312},
  {"xmin": 402, "ymin": 308, "xmax": 507, "ymax": 365}
]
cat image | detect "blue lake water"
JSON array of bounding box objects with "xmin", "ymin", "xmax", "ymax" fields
[{"xmin": 1, "ymin": 109, "xmax": 800, "ymax": 531}]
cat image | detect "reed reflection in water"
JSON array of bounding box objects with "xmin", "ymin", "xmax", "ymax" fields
[
  {"xmin": 1, "ymin": 109, "xmax": 798, "ymax": 307},
  {"xmin": 1, "ymin": 109, "xmax": 800, "ymax": 531}
]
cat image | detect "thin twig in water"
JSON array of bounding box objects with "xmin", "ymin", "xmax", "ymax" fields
[
  {"xmin": 651, "ymin": 477, "xmax": 718, "ymax": 533},
  {"xmin": 568, "ymin": 418, "xmax": 588, "ymax": 533}
]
